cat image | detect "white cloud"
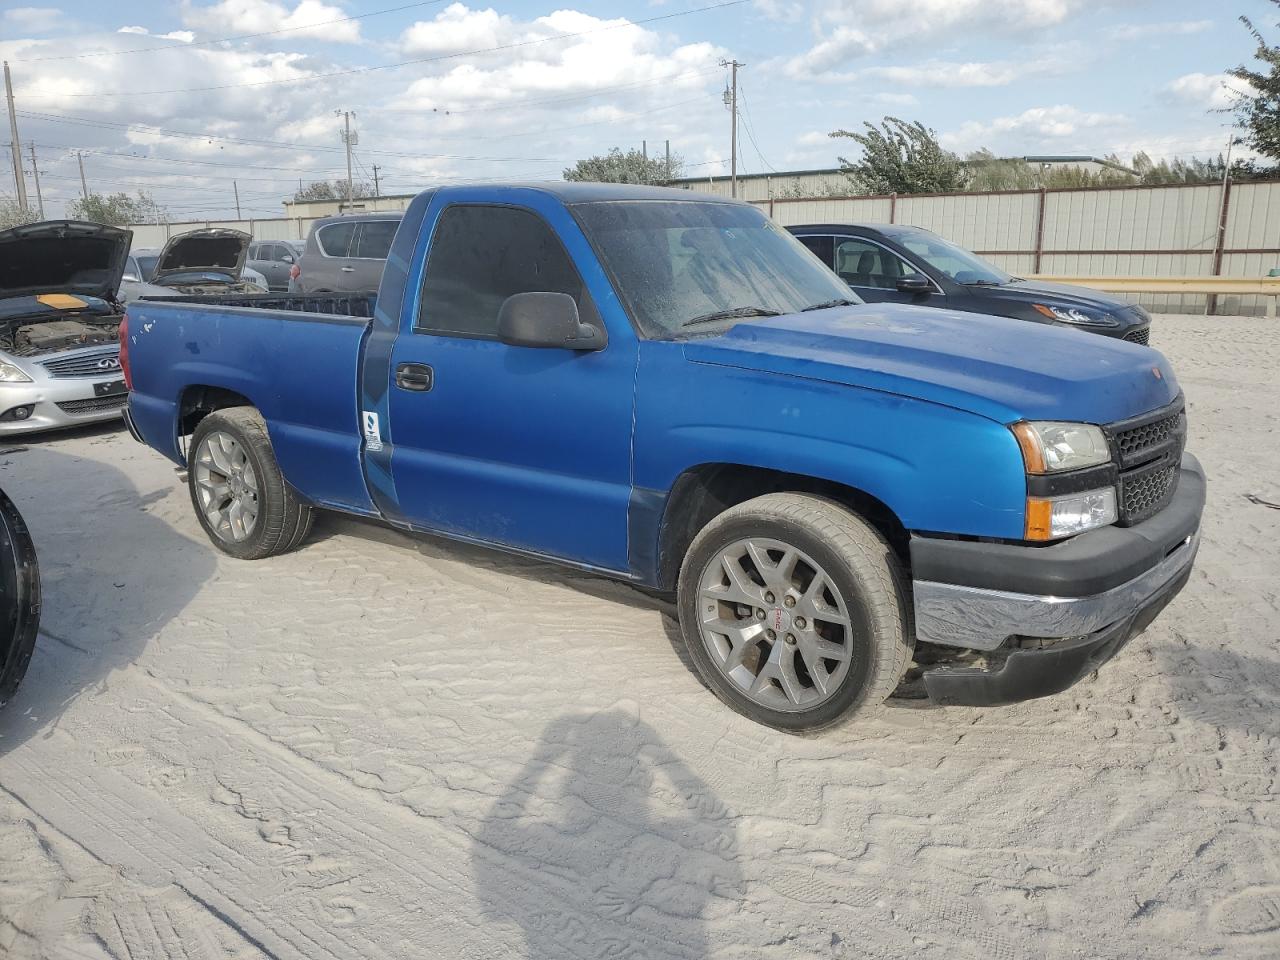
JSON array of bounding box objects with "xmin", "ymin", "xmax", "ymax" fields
[
  {"xmin": 787, "ymin": 0, "xmax": 1101, "ymax": 78},
  {"xmin": 943, "ymin": 105, "xmax": 1129, "ymax": 153},
  {"xmin": 2, "ymin": 7, "xmax": 63, "ymax": 31},
  {"xmin": 182, "ymin": 0, "xmax": 362, "ymax": 43},
  {"xmin": 1114, "ymin": 20, "xmax": 1212, "ymax": 41},
  {"xmin": 116, "ymin": 26, "xmax": 195, "ymax": 42},
  {"xmin": 860, "ymin": 60, "xmax": 1042, "ymax": 88},
  {"xmin": 401, "ymin": 4, "xmax": 516, "ymax": 56},
  {"xmin": 1165, "ymin": 72, "xmax": 1248, "ymax": 110}
]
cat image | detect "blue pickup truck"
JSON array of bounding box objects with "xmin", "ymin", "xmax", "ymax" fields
[{"xmin": 122, "ymin": 183, "xmax": 1204, "ymax": 732}]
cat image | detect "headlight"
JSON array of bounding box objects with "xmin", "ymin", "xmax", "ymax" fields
[
  {"xmin": 0, "ymin": 362, "xmax": 32, "ymax": 383},
  {"xmin": 1011, "ymin": 421, "xmax": 1111, "ymax": 473},
  {"xmin": 1026, "ymin": 488, "xmax": 1117, "ymax": 540},
  {"xmin": 1033, "ymin": 303, "xmax": 1120, "ymax": 327}
]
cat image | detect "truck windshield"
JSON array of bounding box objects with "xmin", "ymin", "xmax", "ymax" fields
[{"xmin": 574, "ymin": 200, "xmax": 861, "ymax": 338}]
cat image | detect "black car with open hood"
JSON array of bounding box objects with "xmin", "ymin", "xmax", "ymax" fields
[
  {"xmin": 0, "ymin": 220, "xmax": 131, "ymax": 304},
  {"xmin": 144, "ymin": 228, "xmax": 260, "ymax": 295}
]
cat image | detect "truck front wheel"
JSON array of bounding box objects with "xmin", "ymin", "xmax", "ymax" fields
[
  {"xmin": 677, "ymin": 493, "xmax": 912, "ymax": 733},
  {"xmin": 187, "ymin": 407, "xmax": 313, "ymax": 560}
]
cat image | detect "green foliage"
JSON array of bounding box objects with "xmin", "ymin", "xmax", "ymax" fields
[
  {"xmin": 68, "ymin": 191, "xmax": 168, "ymax": 226},
  {"xmin": 1229, "ymin": 2, "xmax": 1280, "ymax": 161},
  {"xmin": 0, "ymin": 196, "xmax": 39, "ymax": 229},
  {"xmin": 562, "ymin": 147, "xmax": 683, "ymax": 184},
  {"xmin": 830, "ymin": 117, "xmax": 966, "ymax": 194},
  {"xmin": 293, "ymin": 179, "xmax": 373, "ymax": 202}
]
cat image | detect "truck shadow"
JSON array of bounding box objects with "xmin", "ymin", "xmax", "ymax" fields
[
  {"xmin": 470, "ymin": 709, "xmax": 744, "ymax": 959},
  {"xmin": 0, "ymin": 447, "xmax": 215, "ymax": 758}
]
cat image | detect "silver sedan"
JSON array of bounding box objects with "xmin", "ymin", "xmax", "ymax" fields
[{"xmin": 0, "ymin": 344, "xmax": 126, "ymax": 435}]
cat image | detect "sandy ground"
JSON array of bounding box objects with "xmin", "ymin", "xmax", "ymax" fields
[{"xmin": 0, "ymin": 313, "xmax": 1277, "ymax": 960}]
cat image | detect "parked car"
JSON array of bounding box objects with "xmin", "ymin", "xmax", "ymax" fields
[
  {"xmin": 0, "ymin": 484, "xmax": 38, "ymax": 708},
  {"xmin": 247, "ymin": 239, "xmax": 303, "ymax": 292},
  {"xmin": 292, "ymin": 213, "xmax": 401, "ymax": 294},
  {"xmin": 120, "ymin": 255, "xmax": 179, "ymax": 302},
  {"xmin": 0, "ymin": 220, "xmax": 131, "ymax": 434},
  {"xmin": 132, "ymin": 228, "xmax": 267, "ymax": 296},
  {"xmin": 123, "ymin": 184, "xmax": 1202, "ymax": 732},
  {"xmin": 788, "ymin": 223, "xmax": 1152, "ymax": 343}
]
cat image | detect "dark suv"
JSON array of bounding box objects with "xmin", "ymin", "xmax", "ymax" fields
[
  {"xmin": 294, "ymin": 213, "xmax": 402, "ymax": 294},
  {"xmin": 788, "ymin": 223, "xmax": 1151, "ymax": 343}
]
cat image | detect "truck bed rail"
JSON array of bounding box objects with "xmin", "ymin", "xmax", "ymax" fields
[{"xmin": 137, "ymin": 292, "xmax": 376, "ymax": 319}]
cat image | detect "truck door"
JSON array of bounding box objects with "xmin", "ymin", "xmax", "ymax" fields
[{"xmin": 382, "ymin": 201, "xmax": 635, "ymax": 572}]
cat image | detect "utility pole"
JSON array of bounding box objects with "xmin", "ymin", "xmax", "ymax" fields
[
  {"xmin": 77, "ymin": 151, "xmax": 88, "ymax": 199},
  {"xmin": 4, "ymin": 61, "xmax": 29, "ymax": 211},
  {"xmin": 665, "ymin": 139, "xmax": 671, "ymax": 183},
  {"xmin": 233, "ymin": 179, "xmax": 241, "ymax": 218},
  {"xmin": 720, "ymin": 59, "xmax": 743, "ymax": 198},
  {"xmin": 28, "ymin": 141, "xmax": 42, "ymax": 218},
  {"xmin": 372, "ymin": 164, "xmax": 380, "ymax": 197},
  {"xmin": 336, "ymin": 110, "xmax": 357, "ymax": 206}
]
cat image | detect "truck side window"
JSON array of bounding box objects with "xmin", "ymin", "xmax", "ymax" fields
[
  {"xmin": 417, "ymin": 205, "xmax": 598, "ymax": 339},
  {"xmin": 318, "ymin": 222, "xmax": 356, "ymax": 258}
]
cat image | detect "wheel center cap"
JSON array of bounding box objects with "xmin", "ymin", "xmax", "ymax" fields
[{"xmin": 769, "ymin": 606, "xmax": 792, "ymax": 634}]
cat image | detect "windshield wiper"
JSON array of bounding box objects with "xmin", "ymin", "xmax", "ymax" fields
[
  {"xmin": 800, "ymin": 298, "xmax": 859, "ymax": 312},
  {"xmin": 681, "ymin": 306, "xmax": 782, "ymax": 327},
  {"xmin": 963, "ymin": 279, "xmax": 1005, "ymax": 287}
]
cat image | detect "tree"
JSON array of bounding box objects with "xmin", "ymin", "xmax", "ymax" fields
[
  {"xmin": 1228, "ymin": 2, "xmax": 1280, "ymax": 162},
  {"xmin": 562, "ymin": 147, "xmax": 683, "ymax": 185},
  {"xmin": 0, "ymin": 196, "xmax": 38, "ymax": 229},
  {"xmin": 68, "ymin": 191, "xmax": 168, "ymax": 226},
  {"xmin": 293, "ymin": 179, "xmax": 373, "ymax": 202},
  {"xmin": 831, "ymin": 117, "xmax": 966, "ymax": 195}
]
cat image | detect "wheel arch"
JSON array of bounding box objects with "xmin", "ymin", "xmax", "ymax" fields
[
  {"xmin": 649, "ymin": 463, "xmax": 910, "ymax": 593},
  {"xmin": 177, "ymin": 384, "xmax": 257, "ymax": 441}
]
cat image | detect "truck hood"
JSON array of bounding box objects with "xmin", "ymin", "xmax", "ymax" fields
[
  {"xmin": 154, "ymin": 228, "xmax": 250, "ymax": 282},
  {"xmin": 682, "ymin": 305, "xmax": 1179, "ymax": 425},
  {"xmin": 0, "ymin": 220, "xmax": 131, "ymax": 302}
]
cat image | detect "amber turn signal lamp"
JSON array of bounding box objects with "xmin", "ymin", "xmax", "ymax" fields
[
  {"xmin": 1024, "ymin": 497, "xmax": 1055, "ymax": 541},
  {"xmin": 1010, "ymin": 422, "xmax": 1047, "ymax": 474}
]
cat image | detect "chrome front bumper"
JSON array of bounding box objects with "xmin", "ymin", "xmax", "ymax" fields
[{"xmin": 914, "ymin": 529, "xmax": 1200, "ymax": 651}]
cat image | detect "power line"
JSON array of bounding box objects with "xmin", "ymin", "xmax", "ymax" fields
[
  {"xmin": 16, "ymin": 1, "xmax": 747, "ymax": 99},
  {"xmin": 736, "ymin": 84, "xmax": 775, "ymax": 174},
  {"xmin": 12, "ymin": 1, "xmax": 447, "ymax": 63}
]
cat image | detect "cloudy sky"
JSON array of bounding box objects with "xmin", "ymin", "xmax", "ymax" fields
[{"xmin": 0, "ymin": 0, "xmax": 1268, "ymax": 221}]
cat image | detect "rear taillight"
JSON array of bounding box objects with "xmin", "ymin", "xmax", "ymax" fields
[
  {"xmin": 289, "ymin": 263, "xmax": 300, "ymax": 281},
  {"xmin": 119, "ymin": 312, "xmax": 132, "ymax": 391}
]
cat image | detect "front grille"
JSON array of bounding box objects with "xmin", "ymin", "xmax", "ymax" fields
[
  {"xmin": 1119, "ymin": 459, "xmax": 1179, "ymax": 524},
  {"xmin": 42, "ymin": 349, "xmax": 120, "ymax": 378},
  {"xmin": 1108, "ymin": 399, "xmax": 1186, "ymax": 525},
  {"xmin": 55, "ymin": 395, "xmax": 128, "ymax": 415},
  {"xmin": 1122, "ymin": 327, "xmax": 1150, "ymax": 346}
]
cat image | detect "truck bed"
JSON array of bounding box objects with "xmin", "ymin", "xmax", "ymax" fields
[{"xmin": 137, "ymin": 292, "xmax": 376, "ymax": 319}]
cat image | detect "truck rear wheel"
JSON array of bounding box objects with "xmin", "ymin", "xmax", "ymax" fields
[
  {"xmin": 188, "ymin": 407, "xmax": 313, "ymax": 560},
  {"xmin": 677, "ymin": 493, "xmax": 912, "ymax": 733}
]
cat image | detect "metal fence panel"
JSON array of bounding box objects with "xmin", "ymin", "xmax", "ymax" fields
[
  {"xmin": 763, "ymin": 197, "xmax": 893, "ymax": 226},
  {"xmin": 897, "ymin": 192, "xmax": 1040, "ymax": 252},
  {"xmin": 1042, "ymin": 185, "xmax": 1221, "ymax": 252}
]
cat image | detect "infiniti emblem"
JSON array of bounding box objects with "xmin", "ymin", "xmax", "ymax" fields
[{"xmin": 97, "ymin": 357, "xmax": 120, "ymax": 370}]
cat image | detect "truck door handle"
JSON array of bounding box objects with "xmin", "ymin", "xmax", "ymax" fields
[
  {"xmin": 395, "ymin": 362, "xmax": 434, "ymax": 392},
  {"xmin": 340, "ymin": 266, "xmax": 355, "ymax": 272}
]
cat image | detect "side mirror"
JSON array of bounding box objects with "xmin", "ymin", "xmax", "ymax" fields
[
  {"xmin": 497, "ymin": 292, "xmax": 602, "ymax": 350},
  {"xmin": 281, "ymin": 254, "xmax": 294, "ymax": 264},
  {"xmin": 896, "ymin": 276, "xmax": 932, "ymax": 293}
]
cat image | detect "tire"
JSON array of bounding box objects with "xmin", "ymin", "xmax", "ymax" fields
[
  {"xmin": 0, "ymin": 486, "xmax": 40, "ymax": 709},
  {"xmin": 187, "ymin": 407, "xmax": 313, "ymax": 560},
  {"xmin": 677, "ymin": 493, "xmax": 912, "ymax": 733}
]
